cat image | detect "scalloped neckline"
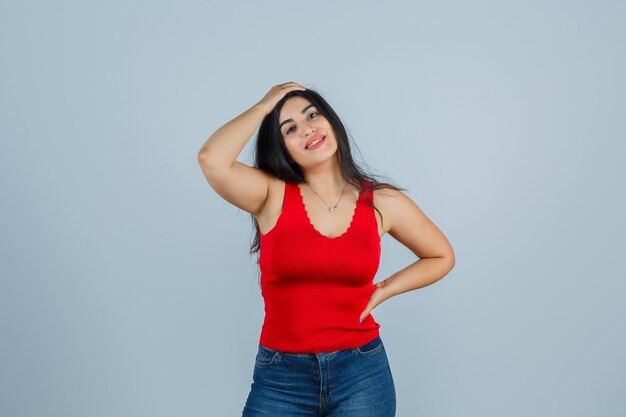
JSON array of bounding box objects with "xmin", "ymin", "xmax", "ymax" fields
[{"xmin": 296, "ymin": 182, "xmax": 360, "ymax": 240}]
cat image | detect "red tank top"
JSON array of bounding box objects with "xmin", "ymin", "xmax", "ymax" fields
[{"xmin": 258, "ymin": 178, "xmax": 381, "ymax": 353}]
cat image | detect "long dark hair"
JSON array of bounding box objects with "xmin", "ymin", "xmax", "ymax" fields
[{"xmin": 250, "ymin": 87, "xmax": 406, "ymax": 285}]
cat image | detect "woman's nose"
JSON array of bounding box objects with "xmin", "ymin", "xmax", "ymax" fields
[{"xmin": 302, "ymin": 124, "xmax": 317, "ymax": 136}]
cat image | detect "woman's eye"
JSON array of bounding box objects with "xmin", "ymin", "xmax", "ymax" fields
[{"xmin": 285, "ymin": 112, "xmax": 318, "ymax": 135}]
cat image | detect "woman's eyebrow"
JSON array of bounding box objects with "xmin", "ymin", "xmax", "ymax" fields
[{"xmin": 279, "ymin": 104, "xmax": 316, "ymax": 130}]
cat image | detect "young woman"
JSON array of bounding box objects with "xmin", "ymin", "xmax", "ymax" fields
[{"xmin": 197, "ymin": 82, "xmax": 455, "ymax": 416}]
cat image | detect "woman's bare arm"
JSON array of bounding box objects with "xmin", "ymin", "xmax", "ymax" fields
[
  {"xmin": 376, "ymin": 188, "xmax": 455, "ymax": 297},
  {"xmin": 197, "ymin": 83, "xmax": 306, "ymax": 216},
  {"xmin": 197, "ymin": 103, "xmax": 273, "ymax": 216}
]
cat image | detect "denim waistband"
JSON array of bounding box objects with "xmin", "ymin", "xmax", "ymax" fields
[{"xmin": 258, "ymin": 335, "xmax": 383, "ymax": 358}]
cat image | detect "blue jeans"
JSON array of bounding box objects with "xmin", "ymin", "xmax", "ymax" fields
[{"xmin": 242, "ymin": 335, "xmax": 396, "ymax": 416}]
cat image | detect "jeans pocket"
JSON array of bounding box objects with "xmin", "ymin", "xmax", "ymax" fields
[
  {"xmin": 255, "ymin": 345, "xmax": 279, "ymax": 366},
  {"xmin": 356, "ymin": 336, "xmax": 384, "ymax": 356}
]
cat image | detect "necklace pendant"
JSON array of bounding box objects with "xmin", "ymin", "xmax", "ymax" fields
[{"xmin": 328, "ymin": 207, "xmax": 335, "ymax": 213}]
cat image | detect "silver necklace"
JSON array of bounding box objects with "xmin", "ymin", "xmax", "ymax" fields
[{"xmin": 306, "ymin": 180, "xmax": 348, "ymax": 213}]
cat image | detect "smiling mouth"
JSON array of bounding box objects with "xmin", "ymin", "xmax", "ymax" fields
[{"xmin": 306, "ymin": 136, "xmax": 326, "ymax": 150}]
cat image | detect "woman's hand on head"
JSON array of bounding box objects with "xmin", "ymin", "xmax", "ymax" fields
[{"xmin": 255, "ymin": 82, "xmax": 307, "ymax": 115}]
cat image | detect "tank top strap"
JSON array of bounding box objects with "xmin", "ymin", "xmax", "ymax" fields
[
  {"xmin": 282, "ymin": 180, "xmax": 298, "ymax": 218},
  {"xmin": 359, "ymin": 179, "xmax": 374, "ymax": 203}
]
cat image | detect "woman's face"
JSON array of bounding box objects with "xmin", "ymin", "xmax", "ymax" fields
[{"xmin": 278, "ymin": 96, "xmax": 338, "ymax": 168}]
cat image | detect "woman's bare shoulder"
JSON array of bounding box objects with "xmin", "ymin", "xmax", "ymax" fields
[
  {"xmin": 373, "ymin": 184, "xmax": 406, "ymax": 205},
  {"xmin": 373, "ymin": 185, "xmax": 454, "ymax": 261},
  {"xmin": 371, "ymin": 185, "xmax": 405, "ymax": 235}
]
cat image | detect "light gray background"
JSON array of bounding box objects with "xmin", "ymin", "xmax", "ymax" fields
[{"xmin": 1, "ymin": 1, "xmax": 625, "ymax": 416}]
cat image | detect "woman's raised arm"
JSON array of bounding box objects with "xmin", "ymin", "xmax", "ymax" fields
[{"xmin": 197, "ymin": 82, "xmax": 306, "ymax": 216}]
